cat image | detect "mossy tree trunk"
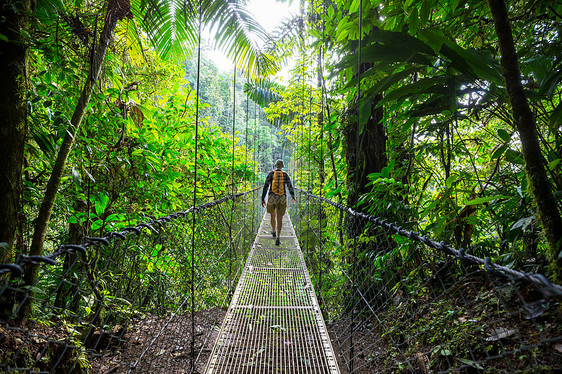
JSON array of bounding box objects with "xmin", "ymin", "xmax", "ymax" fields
[
  {"xmin": 345, "ymin": 92, "xmax": 387, "ymax": 210},
  {"xmin": 488, "ymin": 0, "xmax": 562, "ymax": 280},
  {"xmin": 344, "ymin": 85, "xmax": 387, "ymax": 246},
  {"xmin": 0, "ymin": 0, "xmax": 31, "ymax": 264}
]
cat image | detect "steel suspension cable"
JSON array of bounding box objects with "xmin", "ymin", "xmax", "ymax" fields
[
  {"xmin": 350, "ymin": 2, "xmax": 362, "ymax": 371},
  {"xmin": 245, "ymin": 95, "xmax": 249, "ymax": 188},
  {"xmin": 320, "ymin": 0, "xmax": 326, "ymax": 195},
  {"xmin": 190, "ymin": 3, "xmax": 203, "ymax": 370},
  {"xmin": 318, "ymin": 0, "xmax": 327, "ymax": 299},
  {"xmin": 253, "ymin": 102, "xmax": 257, "ymax": 187},
  {"xmin": 296, "ymin": 1, "xmax": 306, "ymax": 237},
  {"xmin": 232, "ymin": 53, "xmax": 237, "ymax": 196},
  {"xmin": 229, "ymin": 50, "xmax": 237, "ymax": 289}
]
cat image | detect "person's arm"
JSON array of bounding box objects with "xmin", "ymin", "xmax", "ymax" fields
[
  {"xmin": 261, "ymin": 171, "xmax": 273, "ymax": 203},
  {"xmin": 284, "ymin": 172, "xmax": 296, "ymax": 201}
]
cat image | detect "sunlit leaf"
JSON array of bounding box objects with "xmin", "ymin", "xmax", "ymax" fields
[{"xmin": 465, "ymin": 196, "xmax": 509, "ymax": 205}]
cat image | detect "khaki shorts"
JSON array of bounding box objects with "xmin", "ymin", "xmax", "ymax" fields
[{"xmin": 266, "ymin": 194, "xmax": 287, "ymax": 216}]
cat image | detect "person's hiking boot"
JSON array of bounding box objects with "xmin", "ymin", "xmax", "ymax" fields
[
  {"xmin": 275, "ymin": 238, "xmax": 281, "ymax": 246},
  {"xmin": 271, "ymin": 230, "xmax": 276, "ymax": 238}
]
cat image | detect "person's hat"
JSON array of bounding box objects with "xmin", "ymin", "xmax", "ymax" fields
[{"xmin": 275, "ymin": 159, "xmax": 284, "ymax": 168}]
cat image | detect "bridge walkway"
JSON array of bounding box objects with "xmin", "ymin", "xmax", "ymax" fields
[{"xmin": 204, "ymin": 211, "xmax": 340, "ymax": 374}]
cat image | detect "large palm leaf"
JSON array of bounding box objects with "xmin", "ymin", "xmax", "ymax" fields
[
  {"xmin": 132, "ymin": 0, "xmax": 198, "ymax": 60},
  {"xmin": 243, "ymin": 78, "xmax": 294, "ymax": 126},
  {"xmin": 243, "ymin": 78, "xmax": 283, "ymax": 107},
  {"xmin": 133, "ymin": 0, "xmax": 278, "ymax": 78}
]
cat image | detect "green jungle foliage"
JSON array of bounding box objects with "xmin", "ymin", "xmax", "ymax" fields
[
  {"xmin": 4, "ymin": 0, "xmax": 278, "ymax": 261},
  {"xmin": 1, "ymin": 0, "xmax": 561, "ymax": 348},
  {"xmin": 254, "ymin": 0, "xmax": 562, "ymax": 281},
  {"xmin": 1, "ymin": 0, "xmax": 561, "ymax": 371}
]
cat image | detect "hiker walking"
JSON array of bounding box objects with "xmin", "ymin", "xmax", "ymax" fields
[{"xmin": 261, "ymin": 160, "xmax": 296, "ymax": 246}]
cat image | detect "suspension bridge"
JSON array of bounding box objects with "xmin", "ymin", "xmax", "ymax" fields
[
  {"xmin": 205, "ymin": 210, "xmax": 338, "ymax": 374},
  {"xmin": 1, "ymin": 188, "xmax": 561, "ymax": 373}
]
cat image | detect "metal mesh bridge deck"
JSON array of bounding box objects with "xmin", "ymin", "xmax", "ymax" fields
[{"xmin": 204, "ymin": 212, "xmax": 340, "ymax": 374}]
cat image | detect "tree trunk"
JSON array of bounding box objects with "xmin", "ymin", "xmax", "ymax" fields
[
  {"xmin": 20, "ymin": 0, "xmax": 132, "ymax": 321},
  {"xmin": 488, "ymin": 0, "xmax": 562, "ymax": 280},
  {"xmin": 0, "ymin": 0, "xmax": 31, "ymax": 264},
  {"xmin": 345, "ymin": 92, "xmax": 387, "ymax": 210}
]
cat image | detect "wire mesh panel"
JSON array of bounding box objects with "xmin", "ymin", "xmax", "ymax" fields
[
  {"xmin": 205, "ymin": 211, "xmax": 340, "ymax": 374},
  {"xmin": 292, "ymin": 189, "xmax": 562, "ymax": 374},
  {"xmin": 0, "ymin": 189, "xmax": 261, "ymax": 373}
]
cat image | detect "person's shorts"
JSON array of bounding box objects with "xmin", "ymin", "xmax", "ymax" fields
[{"xmin": 266, "ymin": 194, "xmax": 287, "ymax": 215}]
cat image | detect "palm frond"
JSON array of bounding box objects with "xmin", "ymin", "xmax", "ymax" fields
[
  {"xmin": 243, "ymin": 78, "xmax": 284, "ymax": 107},
  {"xmin": 244, "ymin": 78, "xmax": 294, "ymax": 126},
  {"xmin": 132, "ymin": 0, "xmax": 198, "ymax": 61},
  {"xmin": 203, "ymin": 0, "xmax": 279, "ymax": 78},
  {"xmin": 266, "ymin": 15, "xmax": 302, "ymax": 57},
  {"xmin": 114, "ymin": 17, "xmax": 147, "ymax": 65}
]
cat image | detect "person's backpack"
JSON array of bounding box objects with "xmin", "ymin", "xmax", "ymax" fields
[{"xmin": 271, "ymin": 170, "xmax": 285, "ymax": 195}]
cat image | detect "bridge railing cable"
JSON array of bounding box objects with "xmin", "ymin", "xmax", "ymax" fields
[
  {"xmin": 291, "ymin": 188, "xmax": 561, "ymax": 373},
  {"xmin": 0, "ymin": 188, "xmax": 262, "ymax": 373}
]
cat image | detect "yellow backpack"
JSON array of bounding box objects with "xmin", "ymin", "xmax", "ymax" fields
[{"xmin": 271, "ymin": 170, "xmax": 285, "ymax": 195}]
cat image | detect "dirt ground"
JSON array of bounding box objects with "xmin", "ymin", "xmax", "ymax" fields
[{"xmin": 90, "ymin": 308, "xmax": 226, "ymax": 374}]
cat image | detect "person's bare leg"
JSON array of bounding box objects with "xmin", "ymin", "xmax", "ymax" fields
[
  {"xmin": 276, "ymin": 210, "xmax": 283, "ymax": 238},
  {"xmin": 270, "ymin": 209, "xmax": 277, "ymax": 234}
]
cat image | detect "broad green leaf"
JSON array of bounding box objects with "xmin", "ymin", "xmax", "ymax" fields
[
  {"xmin": 358, "ymin": 100, "xmax": 370, "ymax": 135},
  {"xmin": 451, "ymin": 0, "xmax": 462, "ymax": 11},
  {"xmin": 335, "ymin": 18, "xmax": 350, "ymax": 42},
  {"xmin": 338, "ymin": 44, "xmax": 432, "ymax": 71},
  {"xmin": 549, "ymin": 102, "xmax": 562, "ymax": 127},
  {"xmin": 95, "ymin": 194, "xmax": 109, "ymax": 216},
  {"xmin": 409, "ymin": 6, "xmax": 419, "ymax": 34},
  {"xmin": 497, "ymin": 129, "xmax": 511, "ymax": 142},
  {"xmin": 510, "ymin": 216, "xmax": 534, "ymax": 231},
  {"xmin": 548, "ymin": 158, "xmax": 561, "ymax": 171},
  {"xmin": 539, "ymin": 68, "xmax": 562, "ymax": 97},
  {"xmin": 381, "ymin": 165, "xmax": 391, "ymax": 178},
  {"xmin": 418, "ymin": 29, "xmax": 502, "ymax": 83},
  {"xmin": 440, "ymin": 44, "xmax": 477, "ymax": 80},
  {"xmin": 491, "ymin": 143, "xmax": 508, "ymax": 159},
  {"xmin": 505, "ymin": 149, "xmax": 525, "ymax": 165},
  {"xmin": 362, "ymin": 68, "xmax": 417, "ymax": 98},
  {"xmin": 445, "ymin": 175, "xmax": 457, "ymax": 188},
  {"xmin": 22, "ymin": 285, "xmax": 46, "ymax": 294},
  {"xmin": 408, "ymin": 95, "xmax": 450, "ymax": 117},
  {"xmin": 92, "ymin": 219, "xmax": 104, "ymax": 231},
  {"xmin": 419, "ymin": 0, "xmax": 430, "ymax": 26},
  {"xmin": 365, "ymin": 30, "xmax": 435, "ymax": 56},
  {"xmin": 349, "ymin": 0, "xmax": 361, "ymax": 14},
  {"xmin": 327, "ymin": 5, "xmax": 334, "ymax": 19},
  {"xmin": 465, "ymin": 195, "xmax": 509, "ymax": 205},
  {"xmin": 523, "ymin": 55, "xmax": 550, "ymax": 84},
  {"xmin": 380, "ymin": 76, "xmax": 447, "ymax": 103},
  {"xmin": 31, "ymin": 129, "xmax": 56, "ymax": 157},
  {"xmin": 106, "ymin": 213, "xmax": 123, "ymax": 222}
]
